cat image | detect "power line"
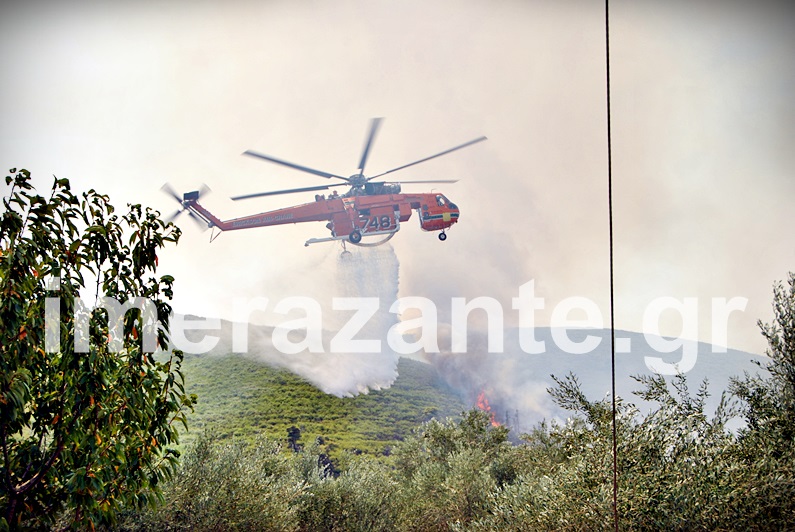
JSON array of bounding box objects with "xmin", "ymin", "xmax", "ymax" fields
[{"xmin": 605, "ymin": 0, "xmax": 619, "ymax": 530}]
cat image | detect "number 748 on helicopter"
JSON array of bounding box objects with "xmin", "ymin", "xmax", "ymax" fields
[{"xmin": 163, "ymin": 118, "xmax": 486, "ymax": 248}]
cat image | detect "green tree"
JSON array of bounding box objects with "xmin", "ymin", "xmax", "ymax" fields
[
  {"xmin": 471, "ymin": 273, "xmax": 795, "ymax": 530},
  {"xmin": 123, "ymin": 433, "xmax": 303, "ymax": 531},
  {"xmin": 0, "ymin": 169, "xmax": 195, "ymax": 529},
  {"xmin": 728, "ymin": 272, "xmax": 795, "ymax": 527},
  {"xmin": 392, "ymin": 410, "xmax": 511, "ymax": 530},
  {"xmin": 294, "ymin": 450, "xmax": 397, "ymax": 532},
  {"xmin": 731, "ymin": 273, "xmax": 795, "ymax": 442}
]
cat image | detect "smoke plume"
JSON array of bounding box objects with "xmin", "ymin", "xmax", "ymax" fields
[{"xmin": 177, "ymin": 244, "xmax": 401, "ymax": 397}]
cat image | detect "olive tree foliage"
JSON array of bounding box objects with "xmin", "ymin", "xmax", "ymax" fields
[
  {"xmin": 0, "ymin": 169, "xmax": 195, "ymax": 529},
  {"xmin": 464, "ymin": 373, "xmax": 742, "ymax": 531},
  {"xmin": 471, "ymin": 275, "xmax": 795, "ymax": 531},
  {"xmin": 391, "ymin": 410, "xmax": 512, "ymax": 531},
  {"xmin": 122, "ymin": 412, "xmax": 513, "ymax": 532},
  {"xmin": 293, "ymin": 448, "xmax": 399, "ymax": 532},
  {"xmin": 121, "ymin": 434, "xmax": 304, "ymax": 532},
  {"xmin": 121, "ymin": 432, "xmax": 400, "ymax": 532},
  {"xmin": 732, "ymin": 273, "xmax": 795, "ymax": 441},
  {"xmin": 728, "ymin": 272, "xmax": 795, "ymax": 527}
]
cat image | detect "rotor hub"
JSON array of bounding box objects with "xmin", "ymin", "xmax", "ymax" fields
[{"xmin": 348, "ymin": 173, "xmax": 367, "ymax": 187}]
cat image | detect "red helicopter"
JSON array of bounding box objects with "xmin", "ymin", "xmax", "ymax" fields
[{"xmin": 163, "ymin": 118, "xmax": 486, "ymax": 247}]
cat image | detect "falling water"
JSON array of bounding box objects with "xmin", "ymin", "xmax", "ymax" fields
[{"xmin": 217, "ymin": 244, "xmax": 403, "ymax": 397}]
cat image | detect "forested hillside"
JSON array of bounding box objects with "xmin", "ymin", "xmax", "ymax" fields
[{"xmin": 180, "ymin": 355, "xmax": 468, "ymax": 457}]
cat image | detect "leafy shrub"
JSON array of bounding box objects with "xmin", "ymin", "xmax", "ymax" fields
[
  {"xmin": 119, "ymin": 433, "xmax": 302, "ymax": 531},
  {"xmin": 1, "ymin": 170, "xmax": 192, "ymax": 529}
]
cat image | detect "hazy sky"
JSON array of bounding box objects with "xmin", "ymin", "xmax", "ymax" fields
[{"xmin": 1, "ymin": 0, "xmax": 793, "ymax": 355}]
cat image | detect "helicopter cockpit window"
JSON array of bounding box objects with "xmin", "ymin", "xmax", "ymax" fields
[{"xmin": 436, "ymin": 194, "xmax": 456, "ymax": 209}]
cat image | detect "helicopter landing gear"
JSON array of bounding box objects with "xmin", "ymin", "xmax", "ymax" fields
[
  {"xmin": 349, "ymin": 229, "xmax": 362, "ymax": 244},
  {"xmin": 438, "ymin": 231, "xmax": 447, "ymax": 241}
]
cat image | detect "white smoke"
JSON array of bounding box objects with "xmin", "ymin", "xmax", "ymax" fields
[
  {"xmin": 292, "ymin": 244, "xmax": 401, "ymax": 396},
  {"xmin": 423, "ymin": 327, "xmax": 769, "ymax": 432},
  {"xmin": 177, "ymin": 244, "xmax": 402, "ymax": 397}
]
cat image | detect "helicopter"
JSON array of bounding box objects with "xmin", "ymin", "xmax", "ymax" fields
[{"xmin": 163, "ymin": 118, "xmax": 486, "ymax": 248}]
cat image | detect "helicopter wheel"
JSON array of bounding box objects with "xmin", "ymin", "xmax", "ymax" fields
[
  {"xmin": 349, "ymin": 229, "xmax": 363, "ymax": 244},
  {"xmin": 438, "ymin": 231, "xmax": 447, "ymax": 241}
]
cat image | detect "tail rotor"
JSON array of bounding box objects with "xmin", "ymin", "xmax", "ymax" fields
[{"xmin": 161, "ymin": 183, "xmax": 211, "ymax": 231}]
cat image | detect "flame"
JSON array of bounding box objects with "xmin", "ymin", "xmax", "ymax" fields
[{"xmin": 476, "ymin": 390, "xmax": 501, "ymax": 427}]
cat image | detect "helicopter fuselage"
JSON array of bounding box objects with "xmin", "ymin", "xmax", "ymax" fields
[{"xmin": 183, "ymin": 191, "xmax": 460, "ymax": 246}]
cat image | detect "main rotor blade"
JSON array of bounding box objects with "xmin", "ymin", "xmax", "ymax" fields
[
  {"xmin": 231, "ymin": 183, "xmax": 347, "ymax": 201},
  {"xmin": 368, "ymin": 136, "xmax": 487, "ymax": 180},
  {"xmin": 243, "ymin": 150, "xmax": 349, "ymax": 181},
  {"xmin": 388, "ymin": 179, "xmax": 459, "ymax": 184},
  {"xmin": 357, "ymin": 117, "xmax": 383, "ymax": 174}
]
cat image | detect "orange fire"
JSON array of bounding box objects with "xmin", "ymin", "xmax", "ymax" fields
[{"xmin": 476, "ymin": 390, "xmax": 501, "ymax": 427}]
